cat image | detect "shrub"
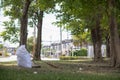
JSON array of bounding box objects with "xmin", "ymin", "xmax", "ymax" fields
[
  {"xmin": 60, "ymin": 56, "xmax": 80, "ymax": 60},
  {"xmin": 72, "ymin": 48, "xmax": 87, "ymax": 56},
  {"xmin": 0, "ymin": 44, "xmax": 3, "ymax": 49}
]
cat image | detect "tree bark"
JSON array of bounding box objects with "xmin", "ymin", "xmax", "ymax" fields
[
  {"xmin": 108, "ymin": 0, "xmax": 120, "ymax": 67},
  {"xmin": 20, "ymin": 0, "xmax": 31, "ymax": 46},
  {"xmin": 91, "ymin": 15, "xmax": 102, "ymax": 62},
  {"xmin": 91, "ymin": 29, "xmax": 102, "ymax": 62},
  {"xmin": 34, "ymin": 11, "xmax": 44, "ymax": 60}
]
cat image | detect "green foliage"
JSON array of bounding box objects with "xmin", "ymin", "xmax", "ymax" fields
[
  {"xmin": 27, "ymin": 37, "xmax": 34, "ymax": 52},
  {"xmin": 1, "ymin": 0, "xmax": 23, "ymax": 19},
  {"xmin": 72, "ymin": 48, "xmax": 87, "ymax": 56},
  {"xmin": 60, "ymin": 56, "xmax": 80, "ymax": 60},
  {"xmin": 36, "ymin": 0, "xmax": 56, "ymax": 12},
  {"xmin": 0, "ymin": 44, "xmax": 3, "ymax": 49},
  {"xmin": 72, "ymin": 30, "xmax": 91, "ymax": 46},
  {"xmin": 0, "ymin": 20, "xmax": 20, "ymax": 43},
  {"xmin": 55, "ymin": 0, "xmax": 104, "ymax": 43}
]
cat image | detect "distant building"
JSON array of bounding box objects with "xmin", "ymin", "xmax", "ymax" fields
[
  {"xmin": 42, "ymin": 39, "xmax": 74, "ymax": 57},
  {"xmin": 42, "ymin": 39, "xmax": 107, "ymax": 58}
]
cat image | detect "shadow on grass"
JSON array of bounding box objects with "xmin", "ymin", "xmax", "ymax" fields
[{"xmin": 0, "ymin": 60, "xmax": 120, "ymax": 80}]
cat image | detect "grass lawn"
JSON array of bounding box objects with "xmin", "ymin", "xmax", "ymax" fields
[{"xmin": 0, "ymin": 60, "xmax": 120, "ymax": 80}]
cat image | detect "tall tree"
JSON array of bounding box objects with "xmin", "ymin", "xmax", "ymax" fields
[
  {"xmin": 1, "ymin": 0, "xmax": 32, "ymax": 46},
  {"xmin": 20, "ymin": 0, "xmax": 31, "ymax": 46},
  {"xmin": 29, "ymin": 0, "xmax": 56, "ymax": 60},
  {"xmin": 1, "ymin": 0, "xmax": 56, "ymax": 59},
  {"xmin": 91, "ymin": 4, "xmax": 103, "ymax": 61},
  {"xmin": 34, "ymin": 10, "xmax": 43, "ymax": 60},
  {"xmin": 108, "ymin": 0, "xmax": 120, "ymax": 67},
  {"xmin": 55, "ymin": 0, "xmax": 104, "ymax": 61}
]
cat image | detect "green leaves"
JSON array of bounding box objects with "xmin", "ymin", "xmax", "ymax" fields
[
  {"xmin": 0, "ymin": 20, "xmax": 20, "ymax": 43},
  {"xmin": 35, "ymin": 0, "xmax": 56, "ymax": 13},
  {"xmin": 1, "ymin": 0, "xmax": 23, "ymax": 19}
]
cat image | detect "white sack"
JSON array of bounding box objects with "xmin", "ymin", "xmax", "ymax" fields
[{"xmin": 16, "ymin": 45, "xmax": 32, "ymax": 68}]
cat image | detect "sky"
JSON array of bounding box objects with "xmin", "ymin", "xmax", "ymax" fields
[
  {"xmin": 0, "ymin": 11, "xmax": 71, "ymax": 47},
  {"xmin": 28, "ymin": 13, "xmax": 71, "ymax": 45}
]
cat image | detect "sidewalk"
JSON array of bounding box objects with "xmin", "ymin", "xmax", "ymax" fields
[
  {"xmin": 41, "ymin": 57, "xmax": 60, "ymax": 61},
  {"xmin": 0, "ymin": 55, "xmax": 17, "ymax": 62},
  {"xmin": 0, "ymin": 55, "xmax": 60, "ymax": 62}
]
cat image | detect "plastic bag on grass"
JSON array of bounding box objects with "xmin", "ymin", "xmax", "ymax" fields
[{"xmin": 16, "ymin": 45, "xmax": 32, "ymax": 68}]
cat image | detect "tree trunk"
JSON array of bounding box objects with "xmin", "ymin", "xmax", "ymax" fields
[
  {"xmin": 91, "ymin": 15, "xmax": 102, "ymax": 62},
  {"xmin": 20, "ymin": 0, "xmax": 31, "ymax": 46},
  {"xmin": 91, "ymin": 29, "xmax": 102, "ymax": 62},
  {"xmin": 108, "ymin": 0, "xmax": 120, "ymax": 67},
  {"xmin": 106, "ymin": 36, "xmax": 110, "ymax": 57},
  {"xmin": 34, "ymin": 11, "xmax": 43, "ymax": 60}
]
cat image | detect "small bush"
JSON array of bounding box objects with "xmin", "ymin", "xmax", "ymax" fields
[
  {"xmin": 72, "ymin": 48, "xmax": 87, "ymax": 56},
  {"xmin": 60, "ymin": 56, "xmax": 80, "ymax": 60},
  {"xmin": 0, "ymin": 44, "xmax": 3, "ymax": 49}
]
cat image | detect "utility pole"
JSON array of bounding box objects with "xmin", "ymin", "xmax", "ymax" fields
[
  {"xmin": 33, "ymin": 25, "xmax": 36, "ymax": 57},
  {"xmin": 50, "ymin": 36, "xmax": 52, "ymax": 56},
  {"xmin": 60, "ymin": 27, "xmax": 62, "ymax": 54},
  {"xmin": 67, "ymin": 28, "xmax": 69, "ymax": 39}
]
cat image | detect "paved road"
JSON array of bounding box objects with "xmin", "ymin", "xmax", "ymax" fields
[{"xmin": 0, "ymin": 55, "xmax": 60, "ymax": 62}]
